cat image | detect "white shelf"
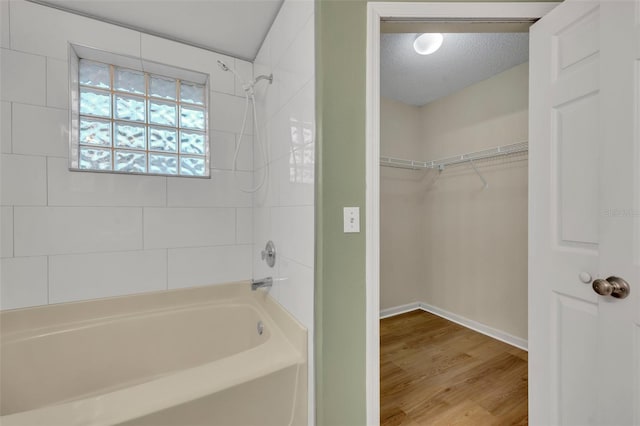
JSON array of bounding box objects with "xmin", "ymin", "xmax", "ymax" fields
[{"xmin": 380, "ymin": 141, "xmax": 528, "ymax": 171}]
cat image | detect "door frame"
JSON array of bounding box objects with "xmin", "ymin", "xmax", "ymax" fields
[{"xmin": 365, "ymin": 2, "xmax": 560, "ymax": 424}]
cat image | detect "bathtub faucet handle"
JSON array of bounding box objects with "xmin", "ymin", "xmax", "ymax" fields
[
  {"xmin": 261, "ymin": 241, "xmax": 276, "ymax": 268},
  {"xmin": 251, "ymin": 277, "xmax": 273, "ymax": 291}
]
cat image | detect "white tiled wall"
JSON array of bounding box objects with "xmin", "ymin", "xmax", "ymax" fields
[
  {"xmin": 49, "ymin": 250, "xmax": 167, "ymax": 303},
  {"xmin": 1, "ymin": 256, "xmax": 48, "ymax": 308},
  {"xmin": 252, "ymin": 1, "xmax": 315, "ymax": 423},
  {"xmin": 1, "ymin": 49, "xmax": 47, "ymax": 105},
  {"xmin": 0, "ymin": 0, "xmax": 9, "ymax": 50},
  {"xmin": 1, "ymin": 0, "xmax": 315, "ymax": 421},
  {"xmin": 14, "ymin": 207, "xmax": 143, "ymax": 256},
  {"xmin": 0, "ymin": 0, "xmax": 254, "ymax": 310},
  {"xmin": 12, "ymin": 104, "xmax": 68, "ymax": 157}
]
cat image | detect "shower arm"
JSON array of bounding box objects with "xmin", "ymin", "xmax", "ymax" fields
[
  {"xmin": 217, "ymin": 59, "xmax": 273, "ymax": 90},
  {"xmin": 253, "ymin": 74, "xmax": 274, "ymax": 85}
]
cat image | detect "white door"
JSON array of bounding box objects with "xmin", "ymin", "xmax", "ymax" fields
[{"xmin": 529, "ymin": 0, "xmax": 640, "ymax": 425}]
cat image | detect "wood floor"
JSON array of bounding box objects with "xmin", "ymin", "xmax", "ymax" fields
[{"xmin": 381, "ymin": 310, "xmax": 528, "ymax": 426}]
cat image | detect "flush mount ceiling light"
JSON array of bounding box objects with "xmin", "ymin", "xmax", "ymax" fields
[{"xmin": 413, "ymin": 33, "xmax": 444, "ymax": 55}]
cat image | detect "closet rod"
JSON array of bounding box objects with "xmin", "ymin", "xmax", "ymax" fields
[{"xmin": 380, "ymin": 141, "xmax": 528, "ymax": 171}]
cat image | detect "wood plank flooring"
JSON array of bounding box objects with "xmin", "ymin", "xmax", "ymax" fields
[{"xmin": 381, "ymin": 310, "xmax": 528, "ymax": 426}]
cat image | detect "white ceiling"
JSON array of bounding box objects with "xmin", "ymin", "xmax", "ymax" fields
[
  {"xmin": 381, "ymin": 33, "xmax": 530, "ymax": 107},
  {"xmin": 31, "ymin": 0, "xmax": 284, "ymax": 61},
  {"xmin": 28, "ymin": 3, "xmax": 530, "ymax": 99}
]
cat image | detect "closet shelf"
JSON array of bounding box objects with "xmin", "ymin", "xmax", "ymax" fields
[{"xmin": 380, "ymin": 141, "xmax": 528, "ymax": 171}]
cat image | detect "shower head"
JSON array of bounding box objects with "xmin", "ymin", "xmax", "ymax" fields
[
  {"xmin": 216, "ymin": 59, "xmax": 273, "ymax": 98},
  {"xmin": 217, "ymin": 60, "xmax": 230, "ymax": 72}
]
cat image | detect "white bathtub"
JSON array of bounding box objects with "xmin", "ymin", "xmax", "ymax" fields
[{"xmin": 0, "ymin": 282, "xmax": 307, "ymax": 425}]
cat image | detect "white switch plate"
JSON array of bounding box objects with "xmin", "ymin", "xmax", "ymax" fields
[{"xmin": 343, "ymin": 207, "xmax": 360, "ymax": 233}]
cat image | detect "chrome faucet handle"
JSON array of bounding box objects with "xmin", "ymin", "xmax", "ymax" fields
[{"xmin": 261, "ymin": 241, "xmax": 276, "ymax": 268}]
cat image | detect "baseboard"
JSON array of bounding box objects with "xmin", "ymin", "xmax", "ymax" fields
[
  {"xmin": 379, "ymin": 301, "xmax": 528, "ymax": 351},
  {"xmin": 379, "ymin": 302, "xmax": 422, "ymax": 319}
]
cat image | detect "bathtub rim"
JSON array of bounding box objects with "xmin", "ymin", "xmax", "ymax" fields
[
  {"xmin": 2, "ymin": 300, "xmax": 272, "ymax": 343},
  {"xmin": 1, "ymin": 281, "xmax": 302, "ymax": 341}
]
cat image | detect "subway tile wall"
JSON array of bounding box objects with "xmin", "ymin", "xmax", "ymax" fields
[
  {"xmin": 0, "ymin": 0, "xmax": 254, "ymax": 310},
  {"xmin": 1, "ymin": 0, "xmax": 315, "ymax": 421},
  {"xmin": 252, "ymin": 1, "xmax": 315, "ymax": 423}
]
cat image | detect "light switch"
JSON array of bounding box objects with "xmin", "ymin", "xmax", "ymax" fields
[{"xmin": 343, "ymin": 207, "xmax": 360, "ymax": 233}]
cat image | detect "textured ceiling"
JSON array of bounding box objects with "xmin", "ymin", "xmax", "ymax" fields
[
  {"xmin": 32, "ymin": 0, "xmax": 283, "ymax": 61},
  {"xmin": 381, "ymin": 33, "xmax": 529, "ymax": 106}
]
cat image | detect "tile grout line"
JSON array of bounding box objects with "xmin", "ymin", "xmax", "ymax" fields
[
  {"xmin": 161, "ymin": 170, "xmax": 169, "ymax": 290},
  {"xmin": 9, "ymin": 99, "xmax": 68, "ymax": 112},
  {"xmin": 11, "ymin": 206, "xmax": 14, "ymax": 258},
  {"xmin": 270, "ymin": 11, "xmax": 314, "ymax": 75},
  {"xmin": 4, "ymin": 245, "xmax": 254, "ymax": 260},
  {"xmin": 233, "ymin": 64, "xmax": 237, "ymax": 96},
  {"xmin": 45, "ymin": 156, "xmax": 48, "ymax": 205},
  {"xmin": 264, "ymin": 75, "xmax": 314, "ymax": 126},
  {"xmin": 44, "ymin": 53, "xmax": 48, "ymax": 106},
  {"xmin": 9, "ymin": 101, "xmax": 12, "ymax": 153},
  {"xmin": 7, "ymin": 0, "xmax": 11, "ymax": 49},
  {"xmin": 141, "ymin": 206, "xmax": 145, "ymax": 252},
  {"xmin": 46, "ymin": 255, "xmax": 50, "ymax": 304},
  {"xmin": 235, "ymin": 207, "xmax": 238, "ymax": 244}
]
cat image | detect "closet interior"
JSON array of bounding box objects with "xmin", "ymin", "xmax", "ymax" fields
[{"xmin": 379, "ymin": 26, "xmax": 530, "ymax": 425}]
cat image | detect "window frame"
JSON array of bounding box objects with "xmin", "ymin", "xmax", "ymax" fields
[{"xmin": 68, "ymin": 43, "xmax": 211, "ymax": 178}]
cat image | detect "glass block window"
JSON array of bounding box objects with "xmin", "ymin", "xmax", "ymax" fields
[{"xmin": 71, "ymin": 57, "xmax": 209, "ymax": 177}]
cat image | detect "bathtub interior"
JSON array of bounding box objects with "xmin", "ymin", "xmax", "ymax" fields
[
  {"xmin": 0, "ymin": 282, "xmax": 307, "ymax": 424},
  {"xmin": 1, "ymin": 303, "xmax": 269, "ymax": 416}
]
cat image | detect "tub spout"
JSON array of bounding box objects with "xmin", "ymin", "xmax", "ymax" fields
[{"xmin": 251, "ymin": 277, "xmax": 273, "ymax": 291}]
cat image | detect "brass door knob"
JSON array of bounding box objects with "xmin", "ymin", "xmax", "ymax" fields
[{"xmin": 592, "ymin": 276, "xmax": 631, "ymax": 299}]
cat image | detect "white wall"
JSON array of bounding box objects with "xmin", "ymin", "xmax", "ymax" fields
[
  {"xmin": 0, "ymin": 0, "xmax": 255, "ymax": 310},
  {"xmin": 252, "ymin": 0, "xmax": 315, "ymax": 423},
  {"xmin": 380, "ymin": 63, "xmax": 529, "ymax": 340},
  {"xmin": 380, "ymin": 98, "xmax": 424, "ymax": 310},
  {"xmin": 419, "ymin": 63, "xmax": 528, "ymax": 340}
]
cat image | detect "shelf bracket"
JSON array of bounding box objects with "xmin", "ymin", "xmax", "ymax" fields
[{"xmin": 469, "ymin": 159, "xmax": 488, "ymax": 189}]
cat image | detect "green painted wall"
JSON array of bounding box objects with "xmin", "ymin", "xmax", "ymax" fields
[
  {"xmin": 314, "ymin": 1, "xmax": 557, "ymax": 424},
  {"xmin": 315, "ymin": 1, "xmax": 367, "ymax": 425}
]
